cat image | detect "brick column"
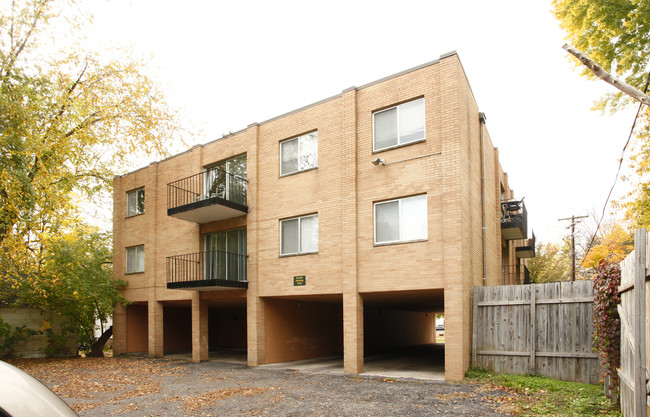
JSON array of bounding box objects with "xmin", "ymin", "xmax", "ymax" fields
[
  {"xmin": 148, "ymin": 299, "xmax": 164, "ymax": 356},
  {"xmin": 112, "ymin": 303, "xmax": 127, "ymax": 355},
  {"xmin": 246, "ymin": 123, "xmax": 265, "ymax": 367},
  {"xmin": 192, "ymin": 292, "xmax": 208, "ymax": 362},
  {"xmin": 340, "ymin": 87, "xmax": 363, "ymax": 374},
  {"xmin": 343, "ymin": 292, "xmax": 363, "ymax": 374}
]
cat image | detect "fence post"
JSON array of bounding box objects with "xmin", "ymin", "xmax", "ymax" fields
[
  {"xmin": 529, "ymin": 284, "xmax": 536, "ymax": 373},
  {"xmin": 634, "ymin": 228, "xmax": 647, "ymax": 417},
  {"xmin": 472, "ymin": 286, "xmax": 479, "ymax": 367}
]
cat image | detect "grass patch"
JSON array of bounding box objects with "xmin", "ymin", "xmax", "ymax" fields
[{"xmin": 465, "ymin": 367, "xmax": 620, "ymax": 416}]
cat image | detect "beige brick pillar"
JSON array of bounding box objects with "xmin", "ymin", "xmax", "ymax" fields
[
  {"xmin": 148, "ymin": 300, "xmax": 164, "ymax": 357},
  {"xmin": 247, "ymin": 295, "xmax": 265, "ymax": 366},
  {"xmin": 246, "ymin": 122, "xmax": 265, "ymax": 367},
  {"xmin": 343, "ymin": 292, "xmax": 363, "ymax": 374},
  {"xmin": 112, "ymin": 303, "xmax": 127, "ymax": 355},
  {"xmin": 191, "ymin": 292, "xmax": 208, "ymax": 362},
  {"xmin": 340, "ymin": 87, "xmax": 362, "ymax": 375}
]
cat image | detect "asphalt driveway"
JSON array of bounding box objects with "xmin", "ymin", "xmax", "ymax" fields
[{"xmin": 10, "ymin": 356, "xmax": 515, "ymax": 416}]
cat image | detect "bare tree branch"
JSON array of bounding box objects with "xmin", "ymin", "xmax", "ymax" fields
[{"xmin": 563, "ymin": 44, "xmax": 650, "ymax": 107}]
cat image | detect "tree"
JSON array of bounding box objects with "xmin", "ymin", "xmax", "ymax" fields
[
  {"xmin": 0, "ymin": 0, "xmax": 178, "ymax": 279},
  {"xmin": 40, "ymin": 225, "xmax": 127, "ymax": 355},
  {"xmin": 581, "ymin": 223, "xmax": 633, "ymax": 270},
  {"xmin": 527, "ymin": 241, "xmax": 572, "ymax": 283},
  {"xmin": 0, "ymin": 0, "xmax": 178, "ymax": 354},
  {"xmin": 553, "ymin": 1, "xmax": 650, "ymax": 228}
]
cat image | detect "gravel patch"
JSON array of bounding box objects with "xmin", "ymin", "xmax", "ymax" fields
[{"xmin": 10, "ymin": 356, "xmax": 515, "ymax": 416}]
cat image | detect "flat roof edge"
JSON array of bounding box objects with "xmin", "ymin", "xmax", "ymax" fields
[{"xmin": 117, "ymin": 51, "xmax": 460, "ymax": 177}]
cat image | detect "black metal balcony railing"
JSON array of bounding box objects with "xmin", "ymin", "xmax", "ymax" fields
[
  {"xmin": 167, "ymin": 167, "xmax": 247, "ymax": 212},
  {"xmin": 166, "ymin": 250, "xmax": 248, "ymax": 289},
  {"xmin": 502, "ymin": 264, "xmax": 530, "ymax": 285},
  {"xmin": 501, "ymin": 199, "xmax": 527, "ymax": 240}
]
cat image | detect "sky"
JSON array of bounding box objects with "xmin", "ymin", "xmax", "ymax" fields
[{"xmin": 81, "ymin": 0, "xmax": 638, "ymax": 245}]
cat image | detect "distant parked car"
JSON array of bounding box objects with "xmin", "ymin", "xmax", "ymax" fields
[
  {"xmin": 436, "ymin": 324, "xmax": 444, "ymax": 331},
  {"xmin": 0, "ymin": 360, "xmax": 78, "ymax": 416}
]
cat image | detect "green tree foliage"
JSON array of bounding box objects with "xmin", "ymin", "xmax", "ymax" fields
[
  {"xmin": 527, "ymin": 242, "xmax": 572, "ymax": 283},
  {"xmin": 40, "ymin": 225, "xmax": 127, "ymax": 347},
  {"xmin": 553, "ymin": 0, "xmax": 650, "ymax": 228},
  {"xmin": 0, "ymin": 0, "xmax": 178, "ymax": 279},
  {"xmin": 0, "ymin": 0, "xmax": 177, "ymax": 353}
]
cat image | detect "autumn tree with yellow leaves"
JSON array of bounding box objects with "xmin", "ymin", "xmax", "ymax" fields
[
  {"xmin": 554, "ymin": 0, "xmax": 650, "ymax": 228},
  {"xmin": 0, "ymin": 0, "xmax": 178, "ymax": 354}
]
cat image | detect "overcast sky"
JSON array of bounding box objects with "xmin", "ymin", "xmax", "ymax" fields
[{"xmin": 83, "ymin": 0, "xmax": 638, "ymax": 245}]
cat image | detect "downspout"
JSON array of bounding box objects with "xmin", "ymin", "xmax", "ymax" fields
[{"xmin": 479, "ymin": 112, "xmax": 487, "ymax": 286}]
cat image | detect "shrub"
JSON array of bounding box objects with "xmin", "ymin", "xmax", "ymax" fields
[{"xmin": 592, "ymin": 259, "xmax": 621, "ymax": 398}]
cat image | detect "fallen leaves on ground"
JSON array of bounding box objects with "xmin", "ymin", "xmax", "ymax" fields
[
  {"xmin": 6, "ymin": 356, "xmax": 183, "ymax": 414},
  {"xmin": 173, "ymin": 387, "xmax": 272, "ymax": 412}
]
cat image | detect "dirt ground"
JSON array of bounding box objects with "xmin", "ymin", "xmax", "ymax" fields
[{"xmin": 8, "ymin": 356, "xmax": 516, "ymax": 416}]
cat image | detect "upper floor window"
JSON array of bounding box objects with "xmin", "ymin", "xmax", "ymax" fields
[
  {"xmin": 280, "ymin": 214, "xmax": 318, "ymax": 255},
  {"xmin": 126, "ymin": 187, "xmax": 145, "ymax": 217},
  {"xmin": 126, "ymin": 245, "xmax": 144, "ymax": 273},
  {"xmin": 374, "ymin": 194, "xmax": 427, "ymax": 245},
  {"xmin": 280, "ymin": 132, "xmax": 318, "ymax": 176},
  {"xmin": 373, "ymin": 98, "xmax": 425, "ymax": 152}
]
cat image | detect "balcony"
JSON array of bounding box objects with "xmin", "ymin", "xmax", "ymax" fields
[
  {"xmin": 501, "ymin": 199, "xmax": 527, "ymax": 240},
  {"xmin": 502, "ymin": 264, "xmax": 530, "ymax": 285},
  {"xmin": 166, "ymin": 250, "xmax": 248, "ymax": 290},
  {"xmin": 516, "ymin": 232, "xmax": 536, "ymax": 259},
  {"xmin": 167, "ymin": 167, "xmax": 248, "ymax": 223}
]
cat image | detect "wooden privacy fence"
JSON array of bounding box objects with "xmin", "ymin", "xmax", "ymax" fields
[
  {"xmin": 472, "ymin": 280, "xmax": 599, "ymax": 384},
  {"xmin": 618, "ymin": 228, "xmax": 649, "ymax": 417}
]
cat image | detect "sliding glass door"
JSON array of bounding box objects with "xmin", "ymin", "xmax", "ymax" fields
[{"xmin": 205, "ymin": 229, "xmax": 246, "ymax": 281}]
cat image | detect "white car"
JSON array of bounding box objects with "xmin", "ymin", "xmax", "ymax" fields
[{"xmin": 0, "ymin": 360, "xmax": 77, "ymax": 416}]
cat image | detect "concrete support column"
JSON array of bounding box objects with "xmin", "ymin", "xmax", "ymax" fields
[
  {"xmin": 112, "ymin": 303, "xmax": 127, "ymax": 355},
  {"xmin": 191, "ymin": 292, "xmax": 208, "ymax": 362},
  {"xmin": 343, "ymin": 292, "xmax": 364, "ymax": 374},
  {"xmin": 148, "ymin": 300, "xmax": 164, "ymax": 356}
]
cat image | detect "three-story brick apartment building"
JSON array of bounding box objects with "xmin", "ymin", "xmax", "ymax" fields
[{"xmin": 112, "ymin": 51, "xmax": 534, "ymax": 381}]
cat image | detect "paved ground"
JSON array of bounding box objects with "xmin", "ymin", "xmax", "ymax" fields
[
  {"xmin": 258, "ymin": 344, "xmax": 445, "ymax": 381},
  {"xmin": 11, "ymin": 355, "xmax": 516, "ymax": 417}
]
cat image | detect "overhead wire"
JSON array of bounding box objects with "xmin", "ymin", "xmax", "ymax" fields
[{"xmin": 580, "ymin": 72, "xmax": 650, "ymax": 267}]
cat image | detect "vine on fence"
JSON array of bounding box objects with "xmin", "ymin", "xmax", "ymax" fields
[{"xmin": 592, "ymin": 259, "xmax": 621, "ymax": 398}]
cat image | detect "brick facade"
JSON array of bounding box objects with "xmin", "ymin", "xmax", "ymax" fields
[{"xmin": 112, "ymin": 52, "xmax": 528, "ymax": 381}]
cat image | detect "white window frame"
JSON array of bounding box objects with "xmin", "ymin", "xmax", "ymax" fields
[
  {"xmin": 280, "ymin": 131, "xmax": 318, "ymax": 176},
  {"xmin": 372, "ymin": 98, "xmax": 426, "ymax": 152},
  {"xmin": 280, "ymin": 214, "xmax": 319, "ymax": 256},
  {"xmin": 374, "ymin": 194, "xmax": 428, "ymax": 245},
  {"xmin": 126, "ymin": 245, "xmax": 145, "ymax": 273},
  {"xmin": 126, "ymin": 187, "xmax": 145, "ymax": 217}
]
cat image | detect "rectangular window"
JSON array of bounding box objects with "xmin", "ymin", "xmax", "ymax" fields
[
  {"xmin": 280, "ymin": 132, "xmax": 318, "ymax": 176},
  {"xmin": 126, "ymin": 187, "xmax": 145, "ymax": 217},
  {"xmin": 126, "ymin": 245, "xmax": 144, "ymax": 273},
  {"xmin": 280, "ymin": 214, "xmax": 318, "ymax": 255},
  {"xmin": 374, "ymin": 195, "xmax": 427, "ymax": 244},
  {"xmin": 373, "ymin": 98, "xmax": 425, "ymax": 152}
]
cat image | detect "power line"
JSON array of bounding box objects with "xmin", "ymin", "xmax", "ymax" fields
[{"xmin": 580, "ymin": 72, "xmax": 650, "ymax": 267}]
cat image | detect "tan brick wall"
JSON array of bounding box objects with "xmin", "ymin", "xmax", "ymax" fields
[{"xmin": 112, "ymin": 53, "xmax": 524, "ymax": 381}]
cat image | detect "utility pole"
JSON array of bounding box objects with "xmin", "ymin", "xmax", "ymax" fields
[{"xmin": 558, "ymin": 215, "xmax": 589, "ymax": 281}]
